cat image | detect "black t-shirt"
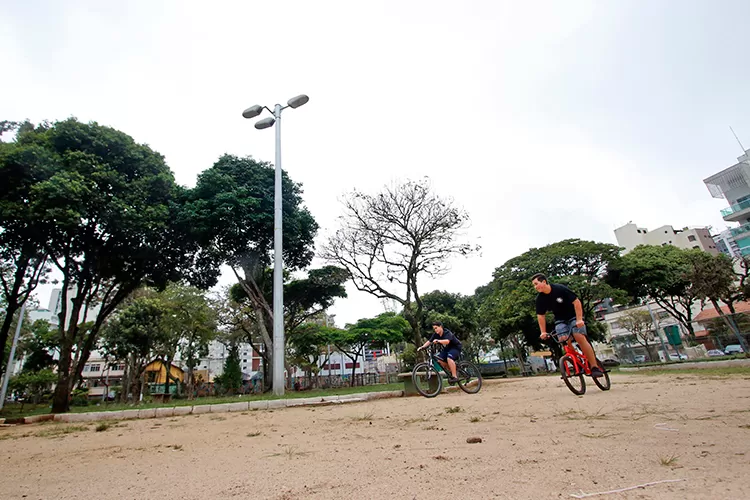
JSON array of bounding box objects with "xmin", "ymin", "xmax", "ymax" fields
[
  {"xmin": 428, "ymin": 328, "xmax": 462, "ymax": 350},
  {"xmin": 535, "ymin": 284, "xmax": 578, "ymax": 322}
]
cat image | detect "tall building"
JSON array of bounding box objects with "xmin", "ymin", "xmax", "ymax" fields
[
  {"xmin": 614, "ymin": 222, "xmax": 718, "ymax": 255},
  {"xmin": 704, "ymin": 148, "xmax": 750, "ymax": 256},
  {"xmin": 713, "ymin": 228, "xmax": 742, "ymax": 258}
]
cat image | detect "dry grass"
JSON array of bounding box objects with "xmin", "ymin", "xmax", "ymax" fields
[
  {"xmin": 580, "ymin": 431, "xmax": 620, "ymax": 439},
  {"xmin": 659, "ymin": 454, "xmax": 680, "ymax": 466}
]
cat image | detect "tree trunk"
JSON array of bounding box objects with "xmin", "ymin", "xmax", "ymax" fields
[
  {"xmin": 186, "ymin": 363, "xmax": 195, "ymax": 401},
  {"xmin": 51, "ymin": 340, "xmax": 74, "ymax": 413},
  {"xmin": 350, "ymin": 353, "xmax": 359, "ymax": 387},
  {"xmin": 711, "ymin": 298, "xmax": 748, "ymax": 351}
]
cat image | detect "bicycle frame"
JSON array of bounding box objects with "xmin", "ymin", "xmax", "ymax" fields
[
  {"xmin": 553, "ymin": 332, "xmax": 592, "ymax": 376},
  {"xmin": 424, "ymin": 345, "xmax": 450, "ymax": 374}
]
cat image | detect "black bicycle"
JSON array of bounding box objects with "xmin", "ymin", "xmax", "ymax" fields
[{"xmin": 411, "ymin": 344, "xmax": 483, "ymax": 398}]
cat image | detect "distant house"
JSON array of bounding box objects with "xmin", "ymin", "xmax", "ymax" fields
[
  {"xmin": 694, "ymin": 302, "xmax": 750, "ymax": 350},
  {"xmin": 144, "ymin": 360, "xmax": 184, "ymax": 395}
]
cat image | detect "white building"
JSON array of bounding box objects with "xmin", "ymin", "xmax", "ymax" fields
[
  {"xmin": 703, "ymin": 148, "xmax": 750, "ymax": 257},
  {"xmin": 28, "ymin": 286, "xmax": 102, "ymax": 328},
  {"xmin": 614, "ymin": 222, "xmax": 718, "ymax": 255},
  {"xmin": 713, "ymin": 228, "xmax": 742, "ymax": 258},
  {"xmin": 195, "ymin": 340, "xmax": 263, "ymax": 382}
]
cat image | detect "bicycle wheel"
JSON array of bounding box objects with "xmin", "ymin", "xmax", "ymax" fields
[
  {"xmin": 456, "ymin": 361, "xmax": 483, "ymax": 394},
  {"xmin": 412, "ymin": 362, "xmax": 443, "ymax": 398},
  {"xmin": 592, "ymin": 358, "xmax": 611, "ymax": 391},
  {"xmin": 560, "ymin": 355, "xmax": 586, "ymax": 395}
]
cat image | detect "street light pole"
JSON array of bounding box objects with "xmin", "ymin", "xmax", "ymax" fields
[
  {"xmin": 272, "ymin": 103, "xmax": 285, "ymax": 397},
  {"xmin": 243, "ymin": 95, "xmax": 309, "ymax": 397}
]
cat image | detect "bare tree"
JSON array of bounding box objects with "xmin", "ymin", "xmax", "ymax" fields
[
  {"xmin": 323, "ymin": 178, "xmax": 478, "ymax": 345},
  {"xmin": 619, "ymin": 309, "xmax": 658, "ymax": 361}
]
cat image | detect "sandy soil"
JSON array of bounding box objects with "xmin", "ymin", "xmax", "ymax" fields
[{"xmin": 1, "ymin": 372, "xmax": 749, "ymax": 500}]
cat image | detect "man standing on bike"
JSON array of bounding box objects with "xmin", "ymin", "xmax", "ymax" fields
[
  {"xmin": 531, "ymin": 273, "xmax": 604, "ymax": 378},
  {"xmin": 418, "ymin": 321, "xmax": 461, "ymax": 384}
]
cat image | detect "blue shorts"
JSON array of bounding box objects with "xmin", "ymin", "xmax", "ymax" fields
[
  {"xmin": 437, "ymin": 348, "xmax": 461, "ymax": 362},
  {"xmin": 554, "ymin": 318, "xmax": 587, "ymax": 344}
]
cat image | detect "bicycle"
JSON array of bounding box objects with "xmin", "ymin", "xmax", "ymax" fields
[
  {"xmin": 550, "ymin": 331, "xmax": 610, "ymax": 395},
  {"xmin": 411, "ymin": 344, "xmax": 483, "ymax": 398}
]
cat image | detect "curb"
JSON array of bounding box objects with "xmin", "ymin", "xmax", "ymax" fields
[{"xmin": 43, "ymin": 390, "xmax": 404, "ymax": 425}]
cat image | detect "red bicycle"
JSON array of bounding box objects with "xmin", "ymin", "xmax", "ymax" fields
[{"xmin": 551, "ymin": 332, "xmax": 611, "ymax": 395}]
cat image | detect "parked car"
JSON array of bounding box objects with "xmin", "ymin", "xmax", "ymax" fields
[
  {"xmin": 668, "ymin": 353, "xmax": 688, "ymax": 361},
  {"xmin": 706, "ymin": 349, "xmax": 725, "ymax": 357},
  {"xmin": 724, "ymin": 344, "xmax": 746, "ymax": 355},
  {"xmin": 633, "ymin": 355, "xmax": 647, "ymax": 363},
  {"xmin": 601, "ymin": 358, "xmax": 621, "ymax": 368}
]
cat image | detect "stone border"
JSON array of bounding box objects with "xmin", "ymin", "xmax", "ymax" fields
[
  {"xmin": 48, "ymin": 390, "xmax": 404, "ymax": 424},
  {"xmin": 619, "ymin": 358, "xmax": 750, "ymax": 372}
]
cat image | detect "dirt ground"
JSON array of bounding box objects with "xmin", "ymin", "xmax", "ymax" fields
[{"xmin": 1, "ymin": 371, "xmax": 749, "ymax": 500}]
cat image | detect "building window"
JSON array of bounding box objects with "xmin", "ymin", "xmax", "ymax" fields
[
  {"xmin": 688, "ymin": 235, "xmax": 696, "ymax": 242},
  {"xmin": 90, "ymin": 364, "xmax": 101, "ymax": 372}
]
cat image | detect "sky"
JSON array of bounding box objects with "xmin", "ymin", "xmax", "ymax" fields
[{"xmin": 3, "ymin": 0, "xmax": 750, "ymax": 326}]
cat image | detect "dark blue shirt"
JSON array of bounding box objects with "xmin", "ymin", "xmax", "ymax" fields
[{"xmin": 428, "ymin": 328, "xmax": 462, "ymax": 351}]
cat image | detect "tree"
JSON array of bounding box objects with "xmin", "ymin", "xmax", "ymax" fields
[
  {"xmin": 226, "ymin": 266, "xmax": 348, "ymax": 390},
  {"xmin": 421, "ymin": 290, "xmax": 486, "ymax": 362},
  {"xmin": 606, "ymin": 245, "xmax": 702, "ymax": 342},
  {"xmin": 8, "ymin": 369, "xmax": 57, "ymax": 404},
  {"xmin": 324, "ymin": 178, "xmax": 478, "ymax": 346},
  {"xmin": 0, "ymin": 121, "xmax": 54, "ymax": 381},
  {"xmin": 182, "ymin": 154, "xmax": 318, "ymax": 390},
  {"xmin": 20, "ymin": 319, "xmax": 58, "ymax": 372},
  {"xmin": 149, "ymin": 284, "xmax": 217, "ymax": 397},
  {"xmin": 491, "ymin": 239, "xmax": 626, "ymax": 340},
  {"xmin": 287, "ymin": 322, "xmax": 337, "ymax": 387},
  {"xmin": 100, "ymin": 295, "xmax": 169, "ymax": 403},
  {"xmin": 478, "ymin": 284, "xmax": 546, "ymax": 365},
  {"xmin": 330, "ymin": 312, "xmax": 409, "ymax": 385},
  {"xmin": 687, "ymin": 252, "xmax": 749, "ymax": 352},
  {"xmin": 618, "ymin": 309, "xmax": 658, "ymax": 361},
  {"xmin": 215, "ymin": 344, "xmax": 242, "ymax": 395},
  {"xmin": 12, "ymin": 118, "xmax": 212, "ymax": 413}
]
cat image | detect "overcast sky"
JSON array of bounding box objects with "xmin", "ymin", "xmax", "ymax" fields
[{"xmin": 3, "ymin": 1, "xmax": 750, "ymax": 326}]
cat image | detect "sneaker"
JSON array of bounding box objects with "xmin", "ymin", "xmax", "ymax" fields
[
  {"xmin": 448, "ymin": 377, "xmax": 459, "ymax": 385},
  {"xmin": 590, "ymin": 367, "xmax": 604, "ymax": 378}
]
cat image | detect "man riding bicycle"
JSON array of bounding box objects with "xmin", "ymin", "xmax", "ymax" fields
[
  {"xmin": 531, "ymin": 273, "xmax": 604, "ymax": 378},
  {"xmin": 418, "ymin": 321, "xmax": 461, "ymax": 384}
]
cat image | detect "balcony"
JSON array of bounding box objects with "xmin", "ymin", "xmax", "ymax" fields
[
  {"xmin": 721, "ymin": 199, "xmax": 750, "ymax": 222},
  {"xmin": 730, "ymin": 223, "xmax": 750, "ymax": 238}
]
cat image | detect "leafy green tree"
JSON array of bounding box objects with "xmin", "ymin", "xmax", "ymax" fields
[
  {"xmin": 330, "ymin": 312, "xmax": 410, "ymax": 385},
  {"xmin": 421, "ymin": 290, "xmax": 486, "ymax": 362},
  {"xmin": 491, "ymin": 239, "xmax": 625, "ymax": 340},
  {"xmin": 606, "ymin": 245, "xmax": 702, "ymax": 341},
  {"xmin": 323, "ymin": 178, "xmax": 479, "ymax": 347},
  {"xmin": 8, "ymin": 369, "xmax": 56, "ymax": 404},
  {"xmin": 226, "ymin": 266, "xmax": 347, "ymax": 390},
  {"xmin": 7, "ymin": 119, "xmax": 212, "ymax": 413},
  {"xmin": 181, "ymin": 154, "xmax": 318, "ymax": 390},
  {"xmin": 618, "ymin": 309, "xmax": 658, "ymax": 361},
  {"xmin": 687, "ymin": 252, "xmax": 748, "ymax": 351},
  {"xmin": 215, "ymin": 344, "xmax": 242, "ymax": 395},
  {"xmin": 287, "ymin": 322, "xmax": 338, "ymax": 385},
  {"xmin": 100, "ymin": 295, "xmax": 169, "ymax": 403},
  {"xmin": 0, "ymin": 121, "xmax": 54, "ymax": 380},
  {"xmin": 149, "ymin": 284, "xmax": 217, "ymax": 397},
  {"xmin": 20, "ymin": 319, "xmax": 58, "ymax": 372}
]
